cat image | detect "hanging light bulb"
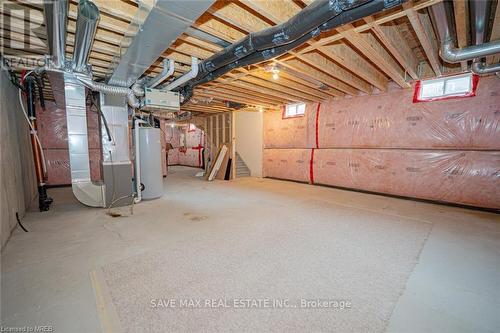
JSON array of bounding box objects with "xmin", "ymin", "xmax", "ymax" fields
[{"xmin": 272, "ymin": 72, "xmax": 279, "ymax": 80}]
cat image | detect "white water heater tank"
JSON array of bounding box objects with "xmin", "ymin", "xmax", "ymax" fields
[{"xmin": 138, "ymin": 127, "xmax": 163, "ymax": 200}]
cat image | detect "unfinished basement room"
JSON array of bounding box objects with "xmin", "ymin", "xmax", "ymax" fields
[{"xmin": 1, "ymin": 0, "xmax": 500, "ymax": 332}]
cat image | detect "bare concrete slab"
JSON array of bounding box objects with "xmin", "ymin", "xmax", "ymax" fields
[{"xmin": 1, "ymin": 166, "xmax": 499, "ymax": 332}]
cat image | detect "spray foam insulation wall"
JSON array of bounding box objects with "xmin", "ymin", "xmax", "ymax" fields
[{"xmin": 263, "ymin": 76, "xmax": 500, "ymax": 209}]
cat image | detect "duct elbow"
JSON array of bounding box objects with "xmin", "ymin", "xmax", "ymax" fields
[
  {"xmin": 127, "ymin": 90, "xmax": 141, "ymax": 109},
  {"xmin": 72, "ymin": 182, "xmax": 106, "ymax": 208},
  {"xmin": 472, "ymin": 61, "xmax": 500, "ymax": 75},
  {"xmin": 131, "ymin": 83, "xmax": 145, "ymax": 97},
  {"xmin": 440, "ymin": 41, "xmax": 461, "ymax": 63}
]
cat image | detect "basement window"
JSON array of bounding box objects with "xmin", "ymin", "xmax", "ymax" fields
[
  {"xmin": 283, "ymin": 102, "xmax": 306, "ymax": 118},
  {"xmin": 413, "ymin": 73, "xmax": 478, "ymax": 103}
]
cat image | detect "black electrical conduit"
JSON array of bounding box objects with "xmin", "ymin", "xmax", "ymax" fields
[{"xmin": 177, "ymin": 0, "xmax": 407, "ymax": 102}]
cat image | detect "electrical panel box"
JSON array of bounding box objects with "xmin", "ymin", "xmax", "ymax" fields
[{"xmin": 143, "ymin": 88, "xmax": 180, "ymax": 112}]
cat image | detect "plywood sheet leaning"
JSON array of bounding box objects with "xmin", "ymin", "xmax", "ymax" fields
[
  {"xmin": 208, "ymin": 144, "xmax": 228, "ymax": 181},
  {"xmin": 216, "ymin": 143, "xmax": 232, "ymax": 180}
]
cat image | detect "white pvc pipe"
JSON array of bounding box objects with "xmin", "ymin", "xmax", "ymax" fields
[
  {"xmin": 164, "ymin": 57, "xmax": 198, "ymax": 91},
  {"xmin": 147, "ymin": 59, "xmax": 175, "ymax": 88},
  {"xmin": 134, "ymin": 119, "xmax": 147, "ymax": 203}
]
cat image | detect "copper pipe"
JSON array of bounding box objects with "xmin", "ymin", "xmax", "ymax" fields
[{"xmin": 30, "ymin": 119, "xmax": 45, "ymax": 184}]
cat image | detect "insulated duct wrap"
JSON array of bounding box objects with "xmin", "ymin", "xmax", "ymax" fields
[
  {"xmin": 179, "ymin": 0, "xmax": 406, "ymax": 99},
  {"xmin": 263, "ymin": 77, "xmax": 500, "ymax": 209}
]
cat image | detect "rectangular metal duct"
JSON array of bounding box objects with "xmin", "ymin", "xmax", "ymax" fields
[
  {"xmin": 107, "ymin": 0, "xmax": 215, "ymax": 87},
  {"xmin": 63, "ymin": 73, "xmax": 106, "ymax": 207}
]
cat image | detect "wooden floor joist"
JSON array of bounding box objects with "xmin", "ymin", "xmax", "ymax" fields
[{"xmin": 3, "ymin": 0, "xmax": 470, "ymax": 114}]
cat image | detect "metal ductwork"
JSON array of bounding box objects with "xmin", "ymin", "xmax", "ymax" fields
[
  {"xmin": 429, "ymin": 0, "xmax": 500, "ymax": 73},
  {"xmin": 472, "ymin": 61, "xmax": 500, "ymax": 74},
  {"xmin": 177, "ymin": 0, "xmax": 408, "ymax": 102},
  {"xmin": 43, "ymin": 0, "xmax": 68, "ymax": 69},
  {"xmin": 63, "ymin": 73, "xmax": 106, "ymax": 207},
  {"xmin": 72, "ymin": 0, "xmax": 100, "ymax": 72},
  {"xmin": 76, "ymin": 75, "xmax": 142, "ymax": 108},
  {"xmin": 107, "ymin": 0, "xmax": 215, "ymax": 87}
]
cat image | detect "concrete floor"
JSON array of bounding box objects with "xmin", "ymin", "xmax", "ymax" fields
[{"xmin": 1, "ymin": 166, "xmax": 499, "ymax": 332}]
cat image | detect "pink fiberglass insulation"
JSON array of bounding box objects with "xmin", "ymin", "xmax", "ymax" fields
[
  {"xmin": 43, "ymin": 148, "xmax": 102, "ymax": 186},
  {"xmin": 262, "ymin": 76, "xmax": 500, "ymax": 209},
  {"xmin": 168, "ymin": 148, "xmax": 179, "ymax": 165},
  {"xmin": 38, "ymin": 100, "xmax": 102, "ymax": 185},
  {"xmin": 38, "ymin": 100, "xmax": 101, "ymax": 150},
  {"xmin": 263, "ymin": 103, "xmax": 317, "ymax": 149},
  {"xmin": 263, "ymin": 149, "xmax": 310, "ymax": 183},
  {"xmin": 317, "ymin": 77, "xmax": 500, "ymax": 150},
  {"xmin": 164, "ymin": 124, "xmax": 181, "ymax": 148},
  {"xmin": 263, "ymin": 148, "xmax": 500, "ymax": 209},
  {"xmin": 161, "ymin": 148, "xmax": 168, "ymax": 177},
  {"xmin": 313, "ymin": 149, "xmax": 500, "ymax": 209},
  {"xmin": 264, "ymin": 76, "xmax": 500, "ymax": 150},
  {"xmin": 178, "ymin": 147, "xmax": 203, "ymax": 168},
  {"xmin": 184, "ymin": 126, "xmax": 204, "ymax": 148}
]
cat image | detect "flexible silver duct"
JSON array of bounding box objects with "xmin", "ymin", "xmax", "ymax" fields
[
  {"xmin": 430, "ymin": 1, "xmax": 500, "ymax": 64},
  {"xmin": 43, "ymin": 0, "xmax": 68, "ymax": 69},
  {"xmin": 72, "ymin": 0, "xmax": 100, "ymax": 72},
  {"xmin": 76, "ymin": 75, "xmax": 142, "ymax": 108}
]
